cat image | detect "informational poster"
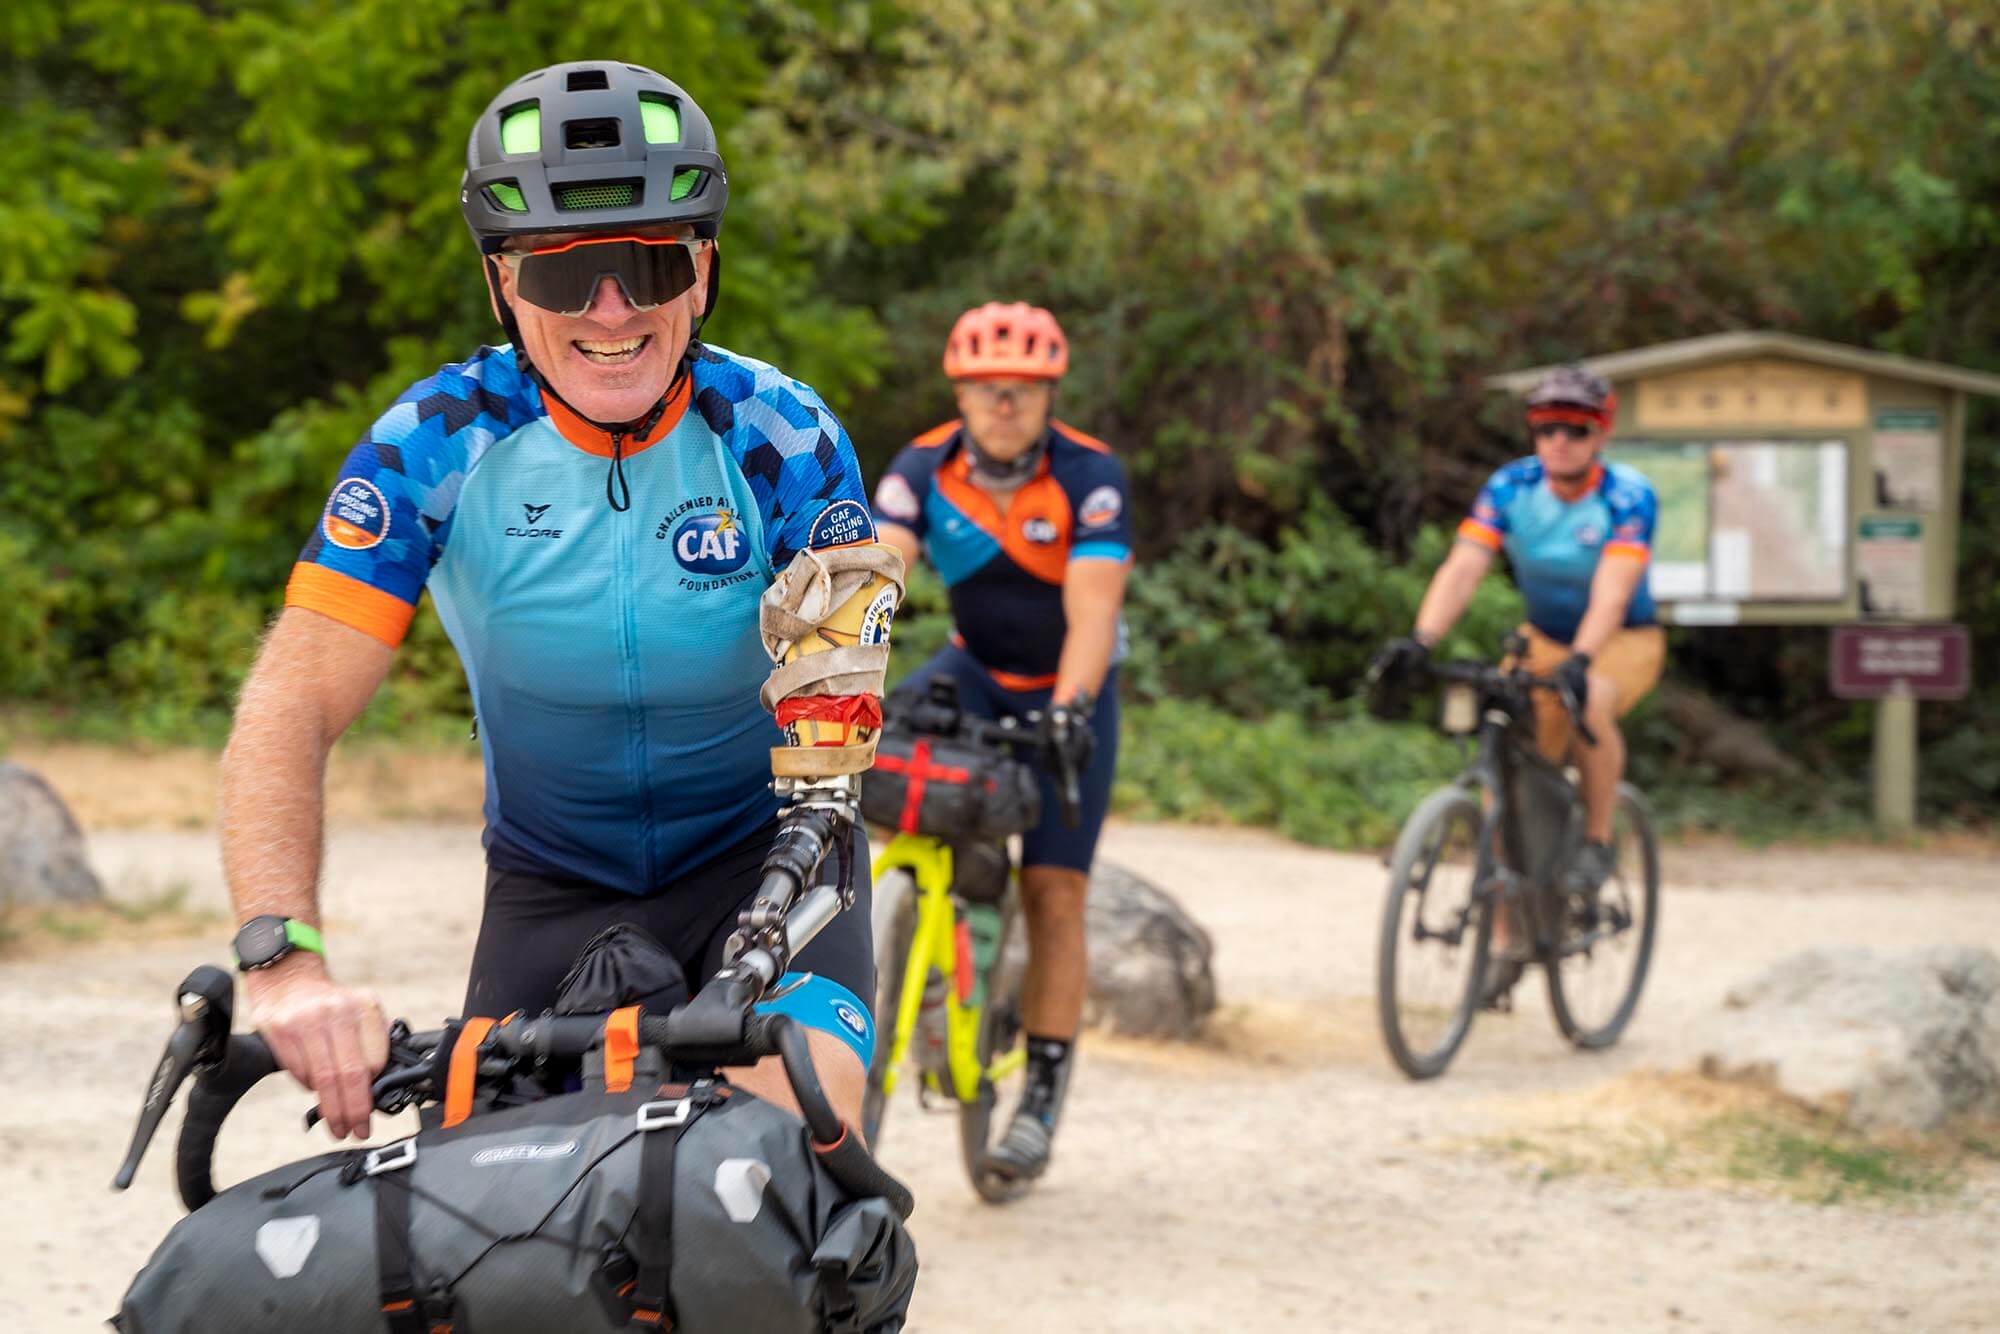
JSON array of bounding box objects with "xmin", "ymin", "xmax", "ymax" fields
[
  {"xmin": 1872, "ymin": 409, "xmax": 1943, "ymax": 511},
  {"xmin": 1610, "ymin": 438, "xmax": 1848, "ymax": 603},
  {"xmin": 1856, "ymin": 515, "xmax": 1925, "ymax": 619}
]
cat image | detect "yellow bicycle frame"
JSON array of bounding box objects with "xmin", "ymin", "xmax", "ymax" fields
[{"xmin": 873, "ymin": 833, "xmax": 1027, "ymax": 1104}]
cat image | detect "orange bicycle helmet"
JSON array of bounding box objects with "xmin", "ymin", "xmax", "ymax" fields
[{"xmin": 942, "ymin": 302, "xmax": 1069, "ymax": 379}]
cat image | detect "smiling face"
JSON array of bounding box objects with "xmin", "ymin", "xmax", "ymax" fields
[
  {"xmin": 491, "ymin": 234, "xmax": 712, "ymax": 424},
  {"xmin": 1531, "ymin": 418, "xmax": 1607, "ymax": 486}
]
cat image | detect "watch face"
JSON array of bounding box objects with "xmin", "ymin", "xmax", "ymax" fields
[{"xmin": 236, "ymin": 917, "xmax": 288, "ymax": 969}]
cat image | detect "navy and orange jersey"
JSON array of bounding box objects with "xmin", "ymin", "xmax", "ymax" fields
[
  {"xmin": 285, "ymin": 341, "xmax": 873, "ymax": 895},
  {"xmin": 872, "ymin": 420, "xmax": 1132, "ymax": 688},
  {"xmin": 1457, "ymin": 456, "xmax": 1658, "ymax": 643}
]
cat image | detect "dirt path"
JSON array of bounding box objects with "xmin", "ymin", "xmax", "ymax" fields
[{"xmin": 3, "ymin": 820, "xmax": 1996, "ymax": 1331}]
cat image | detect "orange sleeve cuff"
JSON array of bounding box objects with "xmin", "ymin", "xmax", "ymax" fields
[
  {"xmin": 1457, "ymin": 519, "xmax": 1504, "ymax": 551},
  {"xmin": 1603, "ymin": 541, "xmax": 1651, "ymax": 563},
  {"xmin": 285, "ymin": 563, "xmax": 417, "ymax": 647}
]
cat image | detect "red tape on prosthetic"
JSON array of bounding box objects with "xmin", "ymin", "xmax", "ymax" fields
[{"xmin": 775, "ymin": 694, "xmax": 884, "ymax": 733}]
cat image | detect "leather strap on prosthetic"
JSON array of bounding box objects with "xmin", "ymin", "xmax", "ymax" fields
[{"xmin": 761, "ymin": 538, "xmax": 905, "ymax": 778}]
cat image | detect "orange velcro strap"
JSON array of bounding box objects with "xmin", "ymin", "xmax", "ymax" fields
[
  {"xmin": 604, "ymin": 1006, "xmax": 642, "ymax": 1094},
  {"xmin": 442, "ymin": 1016, "xmax": 498, "ymax": 1129}
]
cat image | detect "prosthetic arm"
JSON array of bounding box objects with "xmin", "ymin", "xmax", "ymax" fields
[{"xmin": 759, "ymin": 538, "xmax": 906, "ymax": 793}]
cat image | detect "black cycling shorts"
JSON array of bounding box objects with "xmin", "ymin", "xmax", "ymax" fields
[{"xmin": 463, "ymin": 820, "xmax": 876, "ymax": 1063}]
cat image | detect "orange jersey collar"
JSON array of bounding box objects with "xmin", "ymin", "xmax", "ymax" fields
[
  {"xmin": 541, "ymin": 371, "xmax": 691, "ymax": 458},
  {"xmin": 1548, "ymin": 460, "xmax": 1605, "ymax": 503}
]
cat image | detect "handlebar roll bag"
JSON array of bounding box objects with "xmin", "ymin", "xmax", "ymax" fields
[
  {"xmin": 861, "ymin": 732, "xmax": 1040, "ymax": 840},
  {"xmin": 114, "ymin": 1082, "xmax": 918, "ymax": 1333}
]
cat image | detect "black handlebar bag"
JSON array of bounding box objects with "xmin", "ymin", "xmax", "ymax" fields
[
  {"xmin": 114, "ymin": 1080, "xmax": 917, "ymax": 1333},
  {"xmin": 861, "ymin": 731, "xmax": 1041, "ymax": 840}
]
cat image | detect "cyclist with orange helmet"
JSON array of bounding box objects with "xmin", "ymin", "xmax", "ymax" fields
[{"xmin": 872, "ymin": 302, "xmax": 1132, "ymax": 1180}]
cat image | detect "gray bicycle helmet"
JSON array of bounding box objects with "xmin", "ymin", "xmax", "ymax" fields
[{"xmin": 460, "ymin": 61, "xmax": 728, "ymax": 252}]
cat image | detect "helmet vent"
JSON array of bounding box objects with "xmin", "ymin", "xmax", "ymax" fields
[
  {"xmin": 565, "ymin": 69, "xmax": 610, "ymax": 91},
  {"xmin": 564, "ymin": 118, "xmax": 620, "ymax": 150},
  {"xmin": 554, "ymin": 180, "xmax": 639, "ymax": 210}
]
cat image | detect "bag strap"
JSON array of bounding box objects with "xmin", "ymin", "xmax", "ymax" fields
[
  {"xmin": 374, "ymin": 1167, "xmax": 458, "ymax": 1334},
  {"xmin": 603, "ymin": 1006, "xmax": 641, "ymax": 1094},
  {"xmin": 626, "ymin": 1084, "xmax": 721, "ymax": 1329},
  {"xmin": 441, "ymin": 1015, "xmax": 498, "ymax": 1130}
]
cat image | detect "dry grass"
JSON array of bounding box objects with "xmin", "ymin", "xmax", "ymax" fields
[
  {"xmin": 9, "ymin": 740, "xmax": 485, "ymax": 831},
  {"xmin": 0, "ymin": 883, "xmax": 220, "ymax": 960},
  {"xmin": 1468, "ymin": 1070, "xmax": 1997, "ymax": 1205},
  {"xmin": 1090, "ymin": 996, "xmax": 1382, "ymax": 1073}
]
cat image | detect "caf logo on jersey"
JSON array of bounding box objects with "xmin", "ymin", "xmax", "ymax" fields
[{"xmin": 672, "ymin": 507, "xmax": 750, "ymax": 574}]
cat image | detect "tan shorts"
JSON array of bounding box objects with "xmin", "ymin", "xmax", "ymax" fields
[{"xmin": 1514, "ymin": 624, "xmax": 1665, "ymax": 761}]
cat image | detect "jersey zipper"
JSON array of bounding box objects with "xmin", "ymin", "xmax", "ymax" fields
[{"xmin": 608, "ymin": 429, "xmax": 657, "ymax": 889}]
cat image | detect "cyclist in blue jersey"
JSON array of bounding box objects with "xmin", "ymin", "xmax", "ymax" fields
[
  {"xmin": 217, "ymin": 62, "xmax": 901, "ymax": 1141},
  {"xmin": 1374, "ymin": 364, "xmax": 1664, "ymax": 921},
  {"xmin": 872, "ymin": 302, "xmax": 1132, "ymax": 1180}
]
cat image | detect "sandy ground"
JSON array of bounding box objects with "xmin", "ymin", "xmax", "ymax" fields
[{"xmin": 2, "ymin": 817, "xmax": 1997, "ymax": 1333}]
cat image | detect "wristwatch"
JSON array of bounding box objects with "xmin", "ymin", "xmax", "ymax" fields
[{"xmin": 232, "ymin": 915, "xmax": 325, "ymax": 972}]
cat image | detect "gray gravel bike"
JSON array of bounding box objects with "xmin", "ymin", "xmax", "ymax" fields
[{"xmin": 1373, "ymin": 637, "xmax": 1660, "ymax": 1080}]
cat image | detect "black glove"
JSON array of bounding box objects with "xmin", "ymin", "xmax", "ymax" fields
[
  {"xmin": 1365, "ymin": 636, "xmax": 1431, "ymax": 719},
  {"xmin": 1040, "ymin": 699, "xmax": 1097, "ymax": 777},
  {"xmin": 1553, "ymin": 652, "xmax": 1593, "ymax": 714}
]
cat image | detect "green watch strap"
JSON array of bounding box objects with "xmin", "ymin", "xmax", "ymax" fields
[{"xmin": 282, "ymin": 919, "xmax": 325, "ymax": 957}]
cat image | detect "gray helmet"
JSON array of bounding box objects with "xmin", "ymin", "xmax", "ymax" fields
[
  {"xmin": 1525, "ymin": 363, "xmax": 1613, "ymax": 414},
  {"xmin": 460, "ymin": 61, "xmax": 728, "ymax": 253}
]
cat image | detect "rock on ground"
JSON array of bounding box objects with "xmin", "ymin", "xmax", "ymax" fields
[
  {"xmin": 1083, "ymin": 860, "xmax": 1217, "ymax": 1039},
  {"xmin": 0, "ymin": 761, "xmax": 104, "ymax": 909},
  {"xmin": 1696, "ymin": 944, "xmax": 2000, "ymax": 1132}
]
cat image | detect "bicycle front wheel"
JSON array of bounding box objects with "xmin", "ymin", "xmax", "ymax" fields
[
  {"xmin": 1376, "ymin": 786, "xmax": 1491, "ymax": 1080},
  {"xmin": 861, "ymin": 868, "xmax": 918, "ymax": 1149},
  {"xmin": 1546, "ymin": 785, "xmax": 1660, "ymax": 1049},
  {"xmin": 960, "ymin": 895, "xmax": 1032, "ymax": 1204}
]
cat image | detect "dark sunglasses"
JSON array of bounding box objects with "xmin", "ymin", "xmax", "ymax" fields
[
  {"xmin": 1530, "ymin": 421, "xmax": 1595, "ymax": 442},
  {"xmin": 499, "ymin": 234, "xmax": 707, "ymax": 317}
]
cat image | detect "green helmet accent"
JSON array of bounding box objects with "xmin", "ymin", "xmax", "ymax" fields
[
  {"xmin": 487, "ymin": 181, "xmax": 528, "ymax": 212},
  {"xmin": 499, "ymin": 103, "xmax": 541, "ymax": 155},
  {"xmin": 555, "ymin": 181, "xmax": 637, "ymax": 210},
  {"xmin": 640, "ymin": 96, "xmax": 680, "ymax": 145},
  {"xmin": 670, "ymin": 169, "xmax": 700, "ymax": 201}
]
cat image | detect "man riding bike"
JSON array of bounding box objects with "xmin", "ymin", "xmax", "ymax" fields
[
  {"xmin": 219, "ymin": 62, "xmax": 900, "ymax": 1143},
  {"xmin": 871, "ymin": 303, "xmax": 1131, "ymax": 1180},
  {"xmin": 1372, "ymin": 364, "xmax": 1662, "ymax": 983}
]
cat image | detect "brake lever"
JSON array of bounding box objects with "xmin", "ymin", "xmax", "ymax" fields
[{"xmin": 112, "ymin": 966, "xmax": 235, "ymax": 1190}]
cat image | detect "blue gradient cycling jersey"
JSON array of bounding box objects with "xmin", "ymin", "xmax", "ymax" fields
[
  {"xmin": 1458, "ymin": 457, "xmax": 1658, "ymax": 643},
  {"xmin": 287, "ymin": 342, "xmax": 871, "ymax": 894},
  {"xmin": 872, "ymin": 420, "xmax": 1132, "ymax": 689}
]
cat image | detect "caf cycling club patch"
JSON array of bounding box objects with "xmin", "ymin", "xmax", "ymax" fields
[
  {"xmin": 323, "ymin": 478, "xmax": 390, "ymax": 550},
  {"xmin": 807, "ymin": 499, "xmax": 875, "ymax": 550}
]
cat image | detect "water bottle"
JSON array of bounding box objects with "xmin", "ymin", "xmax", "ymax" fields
[{"xmin": 961, "ymin": 902, "xmax": 1004, "ymax": 1011}]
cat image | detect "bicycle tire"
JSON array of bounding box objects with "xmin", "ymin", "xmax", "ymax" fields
[
  {"xmin": 861, "ymin": 868, "xmax": 919, "ymax": 1148},
  {"xmin": 1376, "ymin": 785, "xmax": 1492, "ymax": 1080},
  {"xmin": 1545, "ymin": 785, "xmax": 1660, "ymax": 1049},
  {"xmin": 960, "ymin": 893, "xmax": 1033, "ymax": 1204}
]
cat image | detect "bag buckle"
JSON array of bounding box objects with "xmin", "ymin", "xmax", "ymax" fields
[
  {"xmin": 636, "ymin": 1098, "xmax": 691, "ymax": 1132},
  {"xmin": 364, "ymin": 1139, "xmax": 418, "ymax": 1176}
]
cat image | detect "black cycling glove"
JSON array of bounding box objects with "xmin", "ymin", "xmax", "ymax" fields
[
  {"xmin": 1365, "ymin": 636, "xmax": 1430, "ymax": 719},
  {"xmin": 1553, "ymin": 652, "xmax": 1593, "ymax": 714}
]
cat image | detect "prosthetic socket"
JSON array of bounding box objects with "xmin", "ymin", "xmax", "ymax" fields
[{"xmin": 760, "ymin": 540, "xmax": 905, "ymax": 780}]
